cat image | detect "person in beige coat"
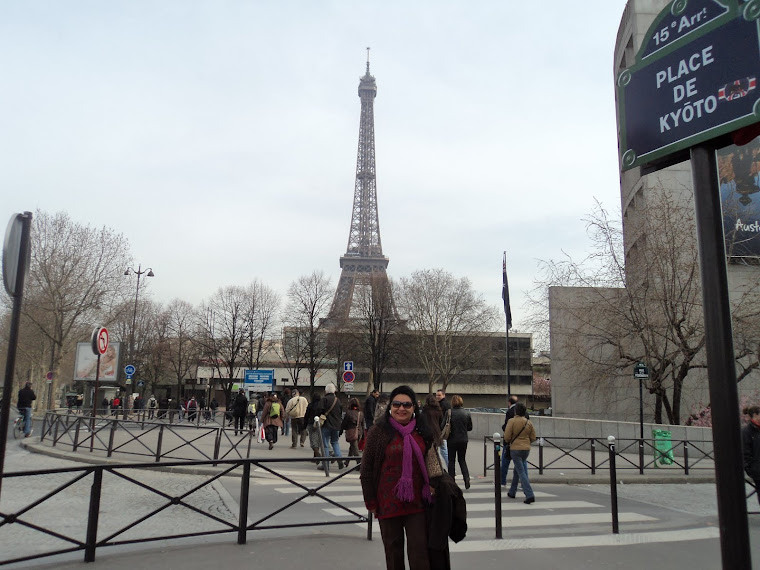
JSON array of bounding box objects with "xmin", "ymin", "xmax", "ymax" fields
[
  {"xmin": 504, "ymin": 403, "xmax": 537, "ymax": 504},
  {"xmin": 285, "ymin": 389, "xmax": 309, "ymax": 448}
]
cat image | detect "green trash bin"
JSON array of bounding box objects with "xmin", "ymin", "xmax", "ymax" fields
[{"xmin": 652, "ymin": 429, "xmax": 675, "ymax": 467}]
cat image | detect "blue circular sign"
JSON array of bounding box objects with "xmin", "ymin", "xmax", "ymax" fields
[{"xmin": 125, "ymin": 364, "xmax": 136, "ymax": 376}]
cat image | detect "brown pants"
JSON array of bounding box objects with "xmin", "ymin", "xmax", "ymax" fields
[{"xmin": 378, "ymin": 511, "xmax": 430, "ymax": 570}]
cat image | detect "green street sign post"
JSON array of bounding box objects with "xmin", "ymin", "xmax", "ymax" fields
[{"xmin": 617, "ymin": 2, "xmax": 754, "ymax": 567}]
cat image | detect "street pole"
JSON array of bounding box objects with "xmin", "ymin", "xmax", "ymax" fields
[{"xmin": 124, "ymin": 265, "xmax": 153, "ymax": 420}]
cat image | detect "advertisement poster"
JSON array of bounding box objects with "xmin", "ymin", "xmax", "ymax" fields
[
  {"xmin": 73, "ymin": 341, "xmax": 121, "ymax": 381},
  {"xmin": 717, "ymin": 137, "xmax": 760, "ymax": 258}
]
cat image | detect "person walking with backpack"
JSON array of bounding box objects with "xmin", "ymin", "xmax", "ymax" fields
[
  {"xmin": 261, "ymin": 394, "xmax": 284, "ymax": 450},
  {"xmin": 285, "ymin": 389, "xmax": 309, "ymax": 448},
  {"xmin": 504, "ymin": 403, "xmax": 537, "ymax": 504},
  {"xmin": 147, "ymin": 395, "xmax": 157, "ymax": 420}
]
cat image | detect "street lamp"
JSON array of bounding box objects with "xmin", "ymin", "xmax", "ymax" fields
[{"xmin": 124, "ymin": 265, "xmax": 154, "ymax": 418}]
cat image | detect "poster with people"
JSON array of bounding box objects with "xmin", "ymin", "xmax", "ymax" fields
[
  {"xmin": 74, "ymin": 341, "xmax": 121, "ymax": 381},
  {"xmin": 717, "ymin": 138, "xmax": 760, "ymax": 258}
]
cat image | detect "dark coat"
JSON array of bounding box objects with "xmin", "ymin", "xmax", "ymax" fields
[
  {"xmin": 743, "ymin": 421, "xmax": 760, "ymax": 480},
  {"xmin": 17, "ymin": 386, "xmax": 36, "ymax": 409},
  {"xmin": 363, "ymin": 394, "xmax": 377, "ymax": 428},
  {"xmin": 446, "ymin": 407, "xmax": 472, "ymax": 444},
  {"xmin": 231, "ymin": 393, "xmax": 248, "ymax": 417},
  {"xmin": 319, "ymin": 393, "xmax": 343, "ymax": 430},
  {"xmin": 428, "ymin": 471, "xmax": 467, "ymax": 567}
]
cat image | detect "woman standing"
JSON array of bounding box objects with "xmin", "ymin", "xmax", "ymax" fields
[
  {"xmin": 743, "ymin": 405, "xmax": 760, "ymax": 505},
  {"xmin": 504, "ymin": 402, "xmax": 537, "ymax": 504},
  {"xmin": 360, "ymin": 385, "xmax": 434, "ymax": 570},
  {"xmin": 261, "ymin": 394, "xmax": 284, "ymax": 450},
  {"xmin": 341, "ymin": 397, "xmax": 364, "ymax": 465},
  {"xmin": 446, "ymin": 395, "xmax": 472, "ymax": 489}
]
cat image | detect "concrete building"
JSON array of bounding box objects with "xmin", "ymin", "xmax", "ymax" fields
[{"xmin": 550, "ymin": 0, "xmax": 760, "ymax": 423}]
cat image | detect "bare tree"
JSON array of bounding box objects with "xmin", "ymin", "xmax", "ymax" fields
[
  {"xmin": 280, "ymin": 271, "xmax": 333, "ymax": 389},
  {"xmin": 242, "ymin": 280, "xmax": 279, "ymax": 371},
  {"xmin": 397, "ymin": 268, "xmax": 499, "ymax": 393},
  {"xmin": 21, "ymin": 210, "xmax": 132, "ymax": 408},
  {"xmin": 157, "ymin": 299, "xmax": 198, "ymax": 399},
  {"xmin": 351, "ymin": 276, "xmax": 405, "ymax": 392},
  {"xmin": 534, "ymin": 195, "xmax": 718, "ymax": 424},
  {"xmin": 195, "ymin": 286, "xmax": 249, "ymax": 406}
]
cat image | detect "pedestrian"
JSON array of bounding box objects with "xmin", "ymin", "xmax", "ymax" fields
[
  {"xmin": 374, "ymin": 393, "xmax": 389, "ymax": 424},
  {"xmin": 210, "ymin": 397, "xmax": 218, "ymax": 421},
  {"xmin": 178, "ymin": 398, "xmax": 186, "ymax": 422},
  {"xmin": 319, "ymin": 384, "xmax": 344, "ymax": 470},
  {"xmin": 341, "ymin": 397, "xmax": 364, "ymax": 465},
  {"xmin": 743, "ymin": 405, "xmax": 760, "ymax": 505},
  {"xmin": 447, "ymin": 395, "xmax": 472, "ymax": 489},
  {"xmin": 231, "ymin": 389, "xmax": 248, "ymax": 435},
  {"xmin": 281, "ymin": 388, "xmax": 292, "ymax": 436},
  {"xmin": 148, "ymin": 395, "xmax": 157, "ymax": 419},
  {"xmin": 247, "ymin": 399, "xmax": 257, "ymax": 431},
  {"xmin": 101, "ymin": 397, "xmax": 109, "ymax": 416},
  {"xmin": 187, "ymin": 397, "xmax": 198, "ymax": 422},
  {"xmin": 364, "ymin": 389, "xmax": 379, "ymax": 430},
  {"xmin": 360, "ymin": 385, "xmax": 435, "ymax": 570},
  {"xmin": 422, "ymin": 393, "xmax": 445, "ymax": 464},
  {"xmin": 285, "ymin": 389, "xmax": 309, "ymax": 448},
  {"xmin": 305, "ymin": 393, "xmax": 323, "ymax": 465},
  {"xmin": 504, "ymin": 402, "xmax": 537, "ymax": 504},
  {"xmin": 76, "ymin": 393, "xmax": 83, "ymax": 414},
  {"xmin": 436, "ymin": 389, "xmax": 451, "ymax": 466},
  {"xmin": 262, "ymin": 394, "xmax": 283, "ymax": 450},
  {"xmin": 16, "ymin": 381, "xmax": 36, "ymax": 437},
  {"xmin": 500, "ymin": 394, "xmax": 521, "ymax": 487}
]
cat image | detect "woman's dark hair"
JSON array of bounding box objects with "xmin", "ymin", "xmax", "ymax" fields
[
  {"xmin": 381, "ymin": 385, "xmax": 433, "ymax": 444},
  {"xmin": 425, "ymin": 393, "xmax": 440, "ymax": 409},
  {"xmin": 311, "ymin": 393, "xmax": 321, "ymax": 403},
  {"xmin": 349, "ymin": 397, "xmax": 360, "ymax": 410},
  {"xmin": 744, "ymin": 406, "xmax": 760, "ymax": 416},
  {"xmin": 514, "ymin": 402, "xmax": 527, "ymax": 416},
  {"xmin": 422, "ymin": 394, "xmax": 443, "ymax": 444}
]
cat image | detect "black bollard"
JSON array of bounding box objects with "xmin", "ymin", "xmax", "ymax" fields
[
  {"xmin": 608, "ymin": 435, "xmax": 619, "ymax": 534},
  {"xmin": 493, "ymin": 433, "xmax": 503, "ymax": 539}
]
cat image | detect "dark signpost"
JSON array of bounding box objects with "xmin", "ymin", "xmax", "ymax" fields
[
  {"xmin": 617, "ymin": 1, "xmax": 757, "ymax": 567},
  {"xmin": 0, "ymin": 212, "xmax": 33, "ymax": 501}
]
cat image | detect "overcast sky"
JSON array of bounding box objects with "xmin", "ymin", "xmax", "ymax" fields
[{"xmin": 1, "ymin": 1, "xmax": 628, "ymax": 332}]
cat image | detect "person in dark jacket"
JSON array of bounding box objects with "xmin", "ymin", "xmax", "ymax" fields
[
  {"xmin": 500, "ymin": 394, "xmax": 519, "ymax": 486},
  {"xmin": 231, "ymin": 389, "xmax": 248, "ymax": 435},
  {"xmin": 364, "ymin": 389, "xmax": 379, "ymax": 430},
  {"xmin": 341, "ymin": 397, "xmax": 364, "ymax": 465},
  {"xmin": 319, "ymin": 384, "xmax": 344, "ymax": 470},
  {"xmin": 17, "ymin": 381, "xmax": 36, "ymax": 437},
  {"xmin": 305, "ymin": 393, "xmax": 323, "ymax": 464},
  {"xmin": 360, "ymin": 385, "xmax": 435, "ymax": 570},
  {"xmin": 743, "ymin": 405, "xmax": 760, "ymax": 504},
  {"xmin": 446, "ymin": 395, "xmax": 473, "ymax": 489},
  {"xmin": 435, "ymin": 389, "xmax": 450, "ymax": 465}
]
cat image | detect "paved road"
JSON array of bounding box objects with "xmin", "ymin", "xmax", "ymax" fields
[{"xmin": 3, "ymin": 417, "xmax": 760, "ymax": 569}]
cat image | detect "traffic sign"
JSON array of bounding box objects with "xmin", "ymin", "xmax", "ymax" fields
[
  {"xmin": 45, "ymin": 371, "xmax": 53, "ymax": 381},
  {"xmin": 342, "ymin": 370, "xmax": 355, "ymax": 383},
  {"xmin": 634, "ymin": 362, "xmax": 650, "ymax": 379},
  {"xmin": 344, "ymin": 361, "xmax": 353, "ymax": 372},
  {"xmin": 617, "ymin": 0, "xmax": 760, "ymax": 171},
  {"xmin": 137, "ymin": 380, "xmax": 145, "ymax": 388},
  {"xmin": 342, "ymin": 382, "xmax": 354, "ymax": 392},
  {"xmin": 125, "ymin": 364, "xmax": 136, "ymax": 376},
  {"xmin": 91, "ymin": 327, "xmax": 109, "ymax": 356}
]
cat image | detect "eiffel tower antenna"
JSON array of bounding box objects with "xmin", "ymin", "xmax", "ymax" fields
[{"xmin": 326, "ymin": 54, "xmax": 392, "ymax": 322}]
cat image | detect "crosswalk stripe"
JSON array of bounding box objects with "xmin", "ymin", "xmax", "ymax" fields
[
  {"xmin": 449, "ymin": 527, "xmax": 720, "ymax": 552},
  {"xmin": 272, "ymin": 485, "xmax": 362, "ymax": 494},
  {"xmin": 466, "ymin": 501, "xmax": 603, "ymax": 511},
  {"xmin": 466, "ymin": 512, "xmax": 656, "ymax": 528}
]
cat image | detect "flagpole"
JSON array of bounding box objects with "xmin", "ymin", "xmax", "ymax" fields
[{"xmin": 502, "ymin": 252, "xmax": 512, "ymax": 401}]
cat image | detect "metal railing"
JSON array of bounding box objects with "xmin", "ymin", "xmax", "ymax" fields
[
  {"xmin": 482, "ymin": 435, "xmax": 715, "ymax": 477},
  {"xmin": 0, "ymin": 455, "xmax": 368, "ymax": 566}
]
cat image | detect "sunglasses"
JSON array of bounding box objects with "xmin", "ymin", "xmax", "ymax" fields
[{"xmin": 391, "ymin": 401, "xmax": 414, "ymax": 409}]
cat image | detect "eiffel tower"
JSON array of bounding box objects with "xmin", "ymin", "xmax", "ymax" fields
[{"xmin": 326, "ymin": 51, "xmax": 392, "ymax": 322}]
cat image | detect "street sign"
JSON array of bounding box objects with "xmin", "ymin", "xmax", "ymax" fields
[
  {"xmin": 124, "ymin": 365, "xmax": 136, "ymax": 376},
  {"xmin": 634, "ymin": 362, "xmax": 650, "ymax": 379},
  {"xmin": 244, "ymin": 369, "xmax": 275, "ymax": 392},
  {"xmin": 342, "ymin": 370, "xmax": 355, "ymax": 383},
  {"xmin": 3, "ymin": 212, "xmax": 31, "ymax": 297},
  {"xmin": 91, "ymin": 327, "xmax": 109, "ymax": 356},
  {"xmin": 137, "ymin": 380, "xmax": 145, "ymax": 388},
  {"xmin": 344, "ymin": 361, "xmax": 353, "ymax": 372},
  {"xmin": 45, "ymin": 371, "xmax": 53, "ymax": 381},
  {"xmin": 342, "ymin": 382, "xmax": 354, "ymax": 392},
  {"xmin": 617, "ymin": 0, "xmax": 760, "ymax": 171}
]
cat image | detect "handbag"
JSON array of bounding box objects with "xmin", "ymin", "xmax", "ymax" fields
[
  {"xmin": 440, "ymin": 409, "xmax": 451, "ymax": 439},
  {"xmin": 358, "ymin": 434, "xmax": 366, "ymax": 451},
  {"xmin": 318, "ymin": 396, "xmax": 337, "ymax": 427}
]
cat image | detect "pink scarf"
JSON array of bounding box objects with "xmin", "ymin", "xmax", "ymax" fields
[{"xmin": 389, "ymin": 417, "xmax": 432, "ymax": 503}]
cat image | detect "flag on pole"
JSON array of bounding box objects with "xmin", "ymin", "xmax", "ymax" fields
[{"xmin": 502, "ymin": 252, "xmax": 512, "ymax": 330}]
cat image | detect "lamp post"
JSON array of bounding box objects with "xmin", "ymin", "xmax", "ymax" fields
[{"xmin": 124, "ymin": 265, "xmax": 154, "ymax": 419}]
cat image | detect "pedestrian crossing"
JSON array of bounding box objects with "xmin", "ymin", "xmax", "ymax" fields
[{"xmin": 261, "ymin": 476, "xmax": 718, "ymax": 551}]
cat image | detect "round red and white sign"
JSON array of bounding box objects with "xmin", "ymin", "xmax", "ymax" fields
[{"xmin": 91, "ymin": 327, "xmax": 109, "ymax": 356}]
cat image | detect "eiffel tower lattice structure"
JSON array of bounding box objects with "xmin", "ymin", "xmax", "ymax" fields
[{"xmin": 327, "ymin": 53, "xmax": 393, "ymax": 323}]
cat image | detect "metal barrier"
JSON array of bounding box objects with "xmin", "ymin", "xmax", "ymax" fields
[
  {"xmin": 482, "ymin": 435, "xmax": 715, "ymax": 476},
  {"xmin": 0, "ymin": 456, "xmax": 368, "ymax": 566}
]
